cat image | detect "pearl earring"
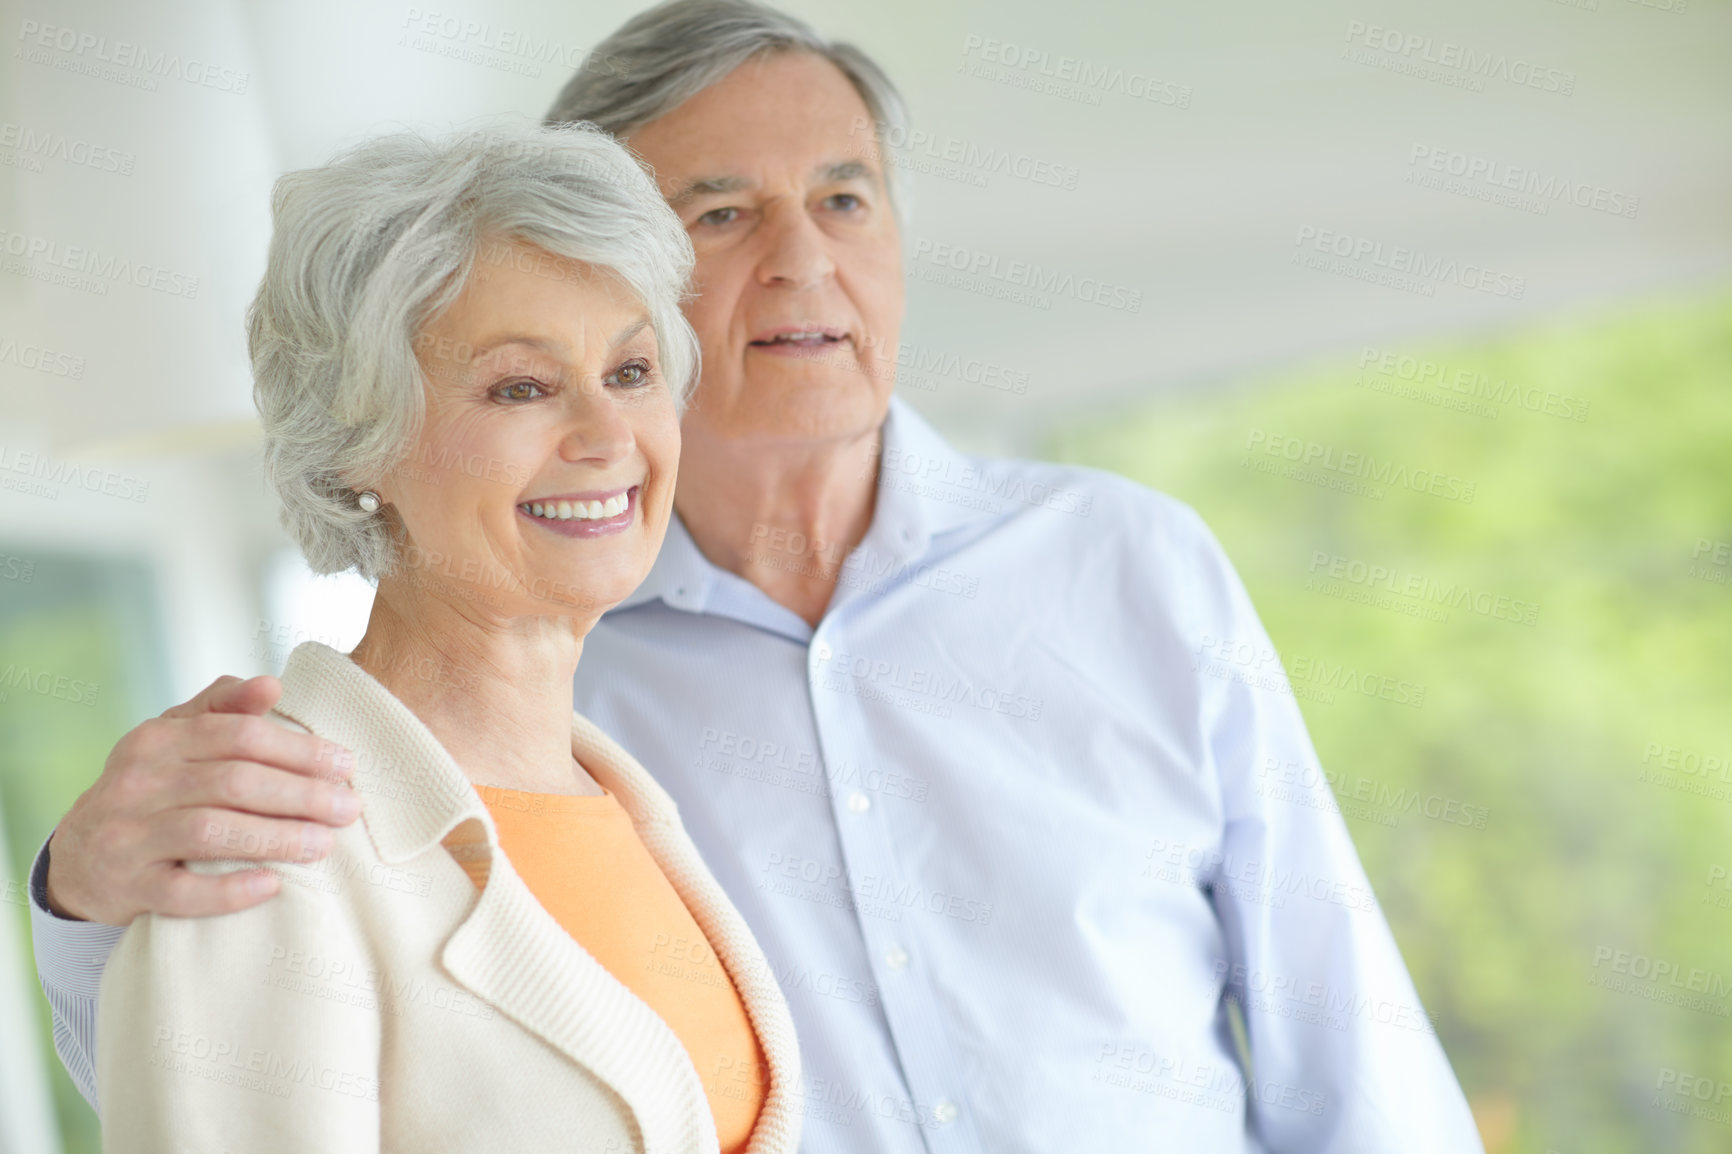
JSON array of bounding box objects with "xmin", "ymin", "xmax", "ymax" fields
[{"xmin": 357, "ymin": 491, "xmax": 381, "ymax": 513}]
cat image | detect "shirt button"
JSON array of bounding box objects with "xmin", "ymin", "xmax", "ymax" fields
[
  {"xmin": 885, "ymin": 946, "xmax": 909, "ymax": 970},
  {"xmin": 813, "ymin": 641, "xmax": 833, "ymax": 661},
  {"xmin": 933, "ymin": 1099, "xmax": 959, "ymax": 1125},
  {"xmin": 846, "ymin": 791, "xmax": 871, "ymax": 813}
]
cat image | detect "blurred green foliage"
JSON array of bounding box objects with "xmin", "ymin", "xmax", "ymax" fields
[
  {"xmin": 1049, "ymin": 291, "xmax": 1732, "ymax": 1153},
  {"xmin": 0, "ymin": 554, "xmax": 167, "ymax": 1154}
]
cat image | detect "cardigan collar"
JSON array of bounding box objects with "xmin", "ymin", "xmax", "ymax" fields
[
  {"xmin": 268, "ymin": 641, "xmax": 800, "ymax": 1154},
  {"xmin": 272, "ymin": 640, "xmax": 683, "ymax": 864}
]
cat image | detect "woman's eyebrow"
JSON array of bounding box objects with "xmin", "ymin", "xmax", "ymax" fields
[
  {"xmin": 464, "ymin": 318, "xmax": 650, "ymax": 364},
  {"xmin": 466, "ymin": 335, "xmax": 567, "ymax": 361},
  {"xmin": 610, "ymin": 317, "xmax": 652, "ymax": 348}
]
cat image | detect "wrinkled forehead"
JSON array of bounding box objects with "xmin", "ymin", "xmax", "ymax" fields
[
  {"xmin": 625, "ymin": 51, "xmax": 884, "ymax": 197},
  {"xmin": 413, "ymin": 246, "xmax": 654, "ymax": 382}
]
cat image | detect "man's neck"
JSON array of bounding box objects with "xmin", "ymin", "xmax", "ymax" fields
[{"xmin": 674, "ymin": 419, "xmax": 882, "ymax": 628}]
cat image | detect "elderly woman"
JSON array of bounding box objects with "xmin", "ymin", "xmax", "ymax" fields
[{"xmin": 93, "ymin": 123, "xmax": 799, "ymax": 1154}]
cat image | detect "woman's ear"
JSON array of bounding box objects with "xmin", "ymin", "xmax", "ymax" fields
[{"xmin": 337, "ymin": 472, "xmax": 397, "ymax": 514}]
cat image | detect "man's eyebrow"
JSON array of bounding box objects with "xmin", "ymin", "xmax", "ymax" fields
[
  {"xmin": 816, "ymin": 159, "xmax": 876, "ymax": 184},
  {"xmin": 666, "ymin": 161, "xmax": 878, "ymax": 209},
  {"xmin": 667, "ymin": 175, "xmax": 751, "ymax": 209}
]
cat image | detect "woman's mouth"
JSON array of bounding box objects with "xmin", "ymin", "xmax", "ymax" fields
[{"xmin": 518, "ymin": 486, "xmax": 637, "ymax": 537}]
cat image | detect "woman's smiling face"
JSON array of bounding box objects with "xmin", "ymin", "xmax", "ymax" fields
[{"xmin": 374, "ymin": 240, "xmax": 681, "ymax": 624}]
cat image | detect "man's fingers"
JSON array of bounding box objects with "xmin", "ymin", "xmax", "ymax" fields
[
  {"xmin": 145, "ymin": 864, "xmax": 282, "ymax": 919},
  {"xmin": 161, "ymin": 674, "xmax": 282, "ymax": 721},
  {"xmin": 164, "ymin": 808, "xmax": 337, "ymax": 866},
  {"xmin": 192, "ymin": 759, "xmax": 362, "ymax": 825},
  {"xmin": 181, "ymin": 713, "xmax": 354, "ymax": 784}
]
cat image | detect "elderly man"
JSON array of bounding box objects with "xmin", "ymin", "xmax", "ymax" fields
[{"xmin": 29, "ymin": 2, "xmax": 1483, "ymax": 1151}]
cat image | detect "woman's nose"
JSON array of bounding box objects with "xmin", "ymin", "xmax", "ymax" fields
[{"xmin": 557, "ymin": 386, "xmax": 634, "ymax": 465}]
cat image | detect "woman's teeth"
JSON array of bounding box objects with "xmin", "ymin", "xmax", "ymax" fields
[{"xmin": 525, "ymin": 495, "xmax": 628, "ymax": 521}]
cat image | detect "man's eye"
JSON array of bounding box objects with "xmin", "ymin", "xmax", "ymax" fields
[
  {"xmin": 609, "ymin": 360, "xmax": 653, "ymax": 388},
  {"xmin": 698, "ymin": 206, "xmax": 740, "ymax": 226},
  {"xmin": 826, "ymin": 193, "xmax": 862, "ymax": 212},
  {"xmin": 495, "ymin": 379, "xmax": 546, "ymax": 402}
]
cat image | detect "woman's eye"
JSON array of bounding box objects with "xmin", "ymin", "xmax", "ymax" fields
[
  {"xmin": 697, "ymin": 206, "xmax": 740, "ymax": 227},
  {"xmin": 495, "ymin": 379, "xmax": 546, "ymax": 402},
  {"xmin": 609, "ymin": 360, "xmax": 652, "ymax": 388}
]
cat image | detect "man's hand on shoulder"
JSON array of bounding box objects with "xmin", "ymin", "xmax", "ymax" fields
[{"xmin": 44, "ymin": 674, "xmax": 360, "ymax": 925}]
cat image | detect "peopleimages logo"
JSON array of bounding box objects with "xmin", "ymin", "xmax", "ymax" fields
[
  {"xmin": 14, "ymin": 19, "xmax": 251, "ymax": 94},
  {"xmin": 1342, "ymin": 21, "xmax": 1576, "ymax": 95},
  {"xmin": 0, "ymin": 121, "xmax": 135, "ymax": 175},
  {"xmin": 1193, "ymin": 634, "xmax": 1427, "ymax": 710},
  {"xmin": 959, "ymin": 34, "xmax": 1193, "ymax": 108},
  {"xmin": 0, "ymin": 227, "xmax": 200, "ymax": 298},
  {"xmin": 1294, "ymin": 226, "xmax": 1525, "ymax": 299},
  {"xmin": 0, "ymin": 444, "xmax": 149, "ymax": 503},
  {"xmin": 1590, "ymin": 946, "xmax": 1732, "ymax": 999},
  {"xmin": 1357, "ymin": 346, "xmax": 1589, "ymax": 423},
  {"xmin": 1406, "ymin": 145, "xmax": 1639, "ymax": 220},
  {"xmin": 1243, "ymin": 429, "xmax": 1477, "ymax": 504},
  {"xmin": 0, "ymin": 664, "xmax": 100, "ymax": 707},
  {"xmin": 910, "ymin": 238, "xmax": 1143, "ymax": 313},
  {"xmin": 398, "ymin": 8, "xmax": 625, "ymax": 74},
  {"xmin": 1307, "ymin": 551, "xmax": 1539, "ymax": 627},
  {"xmin": 0, "ymin": 333, "xmax": 85, "ymax": 378},
  {"xmin": 850, "ymin": 116, "xmax": 1081, "ymax": 191}
]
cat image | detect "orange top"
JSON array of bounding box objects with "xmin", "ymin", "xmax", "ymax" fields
[{"xmin": 475, "ymin": 785, "xmax": 768, "ymax": 1154}]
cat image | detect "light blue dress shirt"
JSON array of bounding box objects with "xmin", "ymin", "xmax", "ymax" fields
[{"xmin": 31, "ymin": 398, "xmax": 1481, "ymax": 1152}]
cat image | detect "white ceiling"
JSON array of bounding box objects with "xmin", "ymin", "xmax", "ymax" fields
[{"xmin": 2, "ymin": 0, "xmax": 1728, "ymax": 458}]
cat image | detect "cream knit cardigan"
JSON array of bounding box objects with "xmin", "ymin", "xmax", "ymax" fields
[{"xmin": 96, "ymin": 641, "xmax": 802, "ymax": 1154}]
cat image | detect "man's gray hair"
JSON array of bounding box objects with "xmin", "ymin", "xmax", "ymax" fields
[
  {"xmin": 545, "ymin": 0, "xmax": 911, "ymax": 221},
  {"xmin": 249, "ymin": 121, "xmax": 699, "ymax": 580}
]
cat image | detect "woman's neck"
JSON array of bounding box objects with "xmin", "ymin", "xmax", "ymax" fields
[{"xmin": 348, "ymin": 585, "xmax": 601, "ymax": 796}]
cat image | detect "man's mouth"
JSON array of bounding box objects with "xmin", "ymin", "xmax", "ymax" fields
[{"xmin": 749, "ymin": 326, "xmax": 850, "ymax": 351}]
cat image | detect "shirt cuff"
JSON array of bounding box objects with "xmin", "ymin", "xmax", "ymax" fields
[{"xmin": 28, "ymin": 834, "xmax": 125, "ymax": 999}]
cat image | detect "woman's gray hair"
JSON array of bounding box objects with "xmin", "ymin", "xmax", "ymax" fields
[
  {"xmin": 249, "ymin": 121, "xmax": 699, "ymax": 580},
  {"xmin": 545, "ymin": 0, "xmax": 912, "ymax": 223}
]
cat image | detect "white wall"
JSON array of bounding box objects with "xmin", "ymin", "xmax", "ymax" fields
[{"xmin": 1, "ymin": 0, "xmax": 1728, "ymax": 702}]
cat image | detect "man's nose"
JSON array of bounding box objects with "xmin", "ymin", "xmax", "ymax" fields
[{"xmin": 756, "ymin": 201, "xmax": 835, "ymax": 289}]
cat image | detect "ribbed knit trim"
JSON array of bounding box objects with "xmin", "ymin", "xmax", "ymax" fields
[
  {"xmin": 573, "ymin": 716, "xmax": 804, "ymax": 1154},
  {"xmin": 271, "ymin": 642, "xmax": 801, "ymax": 1154}
]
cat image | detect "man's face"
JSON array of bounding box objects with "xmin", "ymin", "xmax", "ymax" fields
[{"xmin": 626, "ymin": 50, "xmax": 905, "ymax": 449}]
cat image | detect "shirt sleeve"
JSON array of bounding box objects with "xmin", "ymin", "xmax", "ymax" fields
[
  {"xmin": 28, "ymin": 833, "xmax": 125, "ymax": 1113},
  {"xmin": 1179, "ymin": 510, "xmax": 1485, "ymax": 1153},
  {"xmin": 95, "ymin": 859, "xmax": 382, "ymax": 1153}
]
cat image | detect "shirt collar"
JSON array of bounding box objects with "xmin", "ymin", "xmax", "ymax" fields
[{"xmin": 615, "ymin": 396, "xmax": 997, "ymax": 618}]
